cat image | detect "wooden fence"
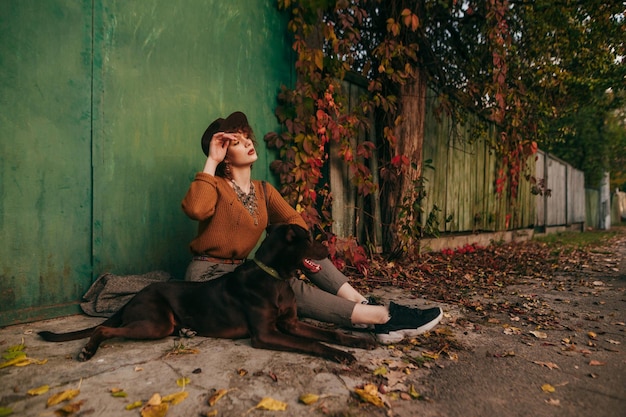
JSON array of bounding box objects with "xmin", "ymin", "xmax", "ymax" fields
[
  {"xmin": 332, "ymin": 81, "xmax": 591, "ymax": 243},
  {"xmin": 535, "ymin": 151, "xmax": 586, "ymax": 231}
]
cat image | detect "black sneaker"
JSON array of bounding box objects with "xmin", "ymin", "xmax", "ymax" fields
[{"xmin": 374, "ymin": 302, "xmax": 443, "ymax": 344}]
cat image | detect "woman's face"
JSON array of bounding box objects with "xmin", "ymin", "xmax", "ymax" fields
[{"xmin": 225, "ymin": 132, "xmax": 258, "ymax": 167}]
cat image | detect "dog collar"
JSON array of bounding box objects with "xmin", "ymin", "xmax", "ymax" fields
[{"xmin": 253, "ymin": 258, "xmax": 283, "ymax": 280}]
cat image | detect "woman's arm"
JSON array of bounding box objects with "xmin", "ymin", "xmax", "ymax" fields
[
  {"xmin": 181, "ymin": 173, "xmax": 220, "ymax": 221},
  {"xmin": 264, "ymin": 183, "xmax": 308, "ymax": 229}
]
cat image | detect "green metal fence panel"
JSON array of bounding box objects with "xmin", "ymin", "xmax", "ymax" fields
[
  {"xmin": 0, "ymin": 0, "xmax": 291, "ymax": 326},
  {"xmin": 0, "ymin": 0, "xmax": 93, "ymax": 324},
  {"xmin": 92, "ymin": 0, "xmax": 291, "ymax": 278}
]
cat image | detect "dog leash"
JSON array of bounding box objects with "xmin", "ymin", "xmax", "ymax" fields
[{"xmin": 253, "ymin": 258, "xmax": 283, "ymax": 280}]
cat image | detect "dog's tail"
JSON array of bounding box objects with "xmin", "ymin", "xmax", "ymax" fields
[
  {"xmin": 38, "ymin": 327, "xmax": 99, "ymax": 342},
  {"xmin": 38, "ymin": 311, "xmax": 123, "ymax": 342}
]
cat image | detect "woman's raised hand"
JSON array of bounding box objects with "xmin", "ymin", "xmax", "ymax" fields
[
  {"xmin": 203, "ymin": 132, "xmax": 237, "ymax": 175},
  {"xmin": 208, "ymin": 132, "xmax": 237, "ymax": 163}
]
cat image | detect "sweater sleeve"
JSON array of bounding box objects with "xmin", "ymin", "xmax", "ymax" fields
[
  {"xmin": 181, "ymin": 172, "xmax": 219, "ymax": 221},
  {"xmin": 263, "ymin": 182, "xmax": 308, "ymax": 230}
]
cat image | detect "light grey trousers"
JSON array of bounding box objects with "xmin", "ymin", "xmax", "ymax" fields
[{"xmin": 185, "ymin": 257, "xmax": 356, "ymax": 327}]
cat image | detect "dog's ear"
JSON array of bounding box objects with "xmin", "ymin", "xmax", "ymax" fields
[
  {"xmin": 265, "ymin": 224, "xmax": 281, "ymax": 235},
  {"xmin": 285, "ymin": 224, "xmax": 309, "ymax": 243},
  {"xmin": 285, "ymin": 226, "xmax": 297, "ymax": 243}
]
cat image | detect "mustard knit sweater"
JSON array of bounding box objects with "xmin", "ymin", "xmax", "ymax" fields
[{"xmin": 181, "ymin": 173, "xmax": 307, "ymax": 259}]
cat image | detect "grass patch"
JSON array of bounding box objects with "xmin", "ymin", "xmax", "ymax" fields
[{"xmin": 534, "ymin": 229, "xmax": 619, "ymax": 249}]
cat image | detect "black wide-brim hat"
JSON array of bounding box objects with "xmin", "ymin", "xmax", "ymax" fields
[{"xmin": 201, "ymin": 111, "xmax": 250, "ymax": 156}]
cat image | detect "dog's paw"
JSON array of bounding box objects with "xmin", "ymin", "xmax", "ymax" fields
[
  {"xmin": 179, "ymin": 328, "xmax": 197, "ymax": 338},
  {"xmin": 78, "ymin": 348, "xmax": 94, "ymax": 362}
]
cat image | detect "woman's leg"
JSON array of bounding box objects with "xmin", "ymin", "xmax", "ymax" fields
[
  {"xmin": 289, "ymin": 278, "xmax": 358, "ymax": 327},
  {"xmin": 305, "ymin": 258, "xmax": 368, "ymax": 303}
]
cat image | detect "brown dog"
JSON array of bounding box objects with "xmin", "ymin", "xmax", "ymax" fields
[{"xmin": 39, "ymin": 224, "xmax": 377, "ymax": 363}]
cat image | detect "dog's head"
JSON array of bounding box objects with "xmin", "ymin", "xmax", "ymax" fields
[{"xmin": 255, "ymin": 224, "xmax": 328, "ymax": 279}]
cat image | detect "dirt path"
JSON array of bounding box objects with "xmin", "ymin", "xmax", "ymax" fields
[{"xmin": 386, "ymin": 232, "xmax": 626, "ymax": 417}]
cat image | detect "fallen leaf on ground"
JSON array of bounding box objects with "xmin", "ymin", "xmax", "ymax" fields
[
  {"xmin": 353, "ymin": 384, "xmax": 385, "ymax": 407},
  {"xmin": 545, "ymin": 398, "xmax": 561, "ymax": 406},
  {"xmin": 503, "ymin": 327, "xmax": 521, "ymax": 335},
  {"xmin": 541, "ymin": 384, "xmax": 555, "ymax": 393},
  {"xmin": 530, "ymin": 331, "xmax": 548, "ymax": 339},
  {"xmin": 110, "ymin": 388, "xmax": 127, "ymax": 398},
  {"xmin": 140, "ymin": 403, "xmax": 168, "ymax": 417},
  {"xmin": 125, "ymin": 401, "xmax": 143, "ymax": 410},
  {"xmin": 408, "ymin": 384, "xmax": 421, "ymax": 399},
  {"xmin": 176, "ymin": 377, "xmax": 190, "ymax": 387},
  {"xmin": 589, "ymin": 360, "xmax": 606, "ymax": 366},
  {"xmin": 298, "ymin": 393, "xmax": 320, "ymax": 405},
  {"xmin": 607, "ymin": 339, "xmax": 621, "ymax": 345},
  {"xmin": 162, "ymin": 391, "xmax": 188, "ymax": 405},
  {"xmin": 27, "ymin": 385, "xmax": 49, "ymax": 396},
  {"xmin": 533, "ymin": 361, "xmax": 559, "ymax": 370},
  {"xmin": 252, "ymin": 397, "xmax": 288, "ymax": 411},
  {"xmin": 373, "ymin": 366, "xmax": 387, "ymax": 376},
  {"xmin": 47, "ymin": 389, "xmax": 80, "ymax": 407},
  {"xmin": 0, "ymin": 406, "xmax": 13, "ymax": 416},
  {"xmin": 141, "ymin": 394, "xmax": 168, "ymax": 417},
  {"xmin": 208, "ymin": 389, "xmax": 229, "ymax": 406},
  {"xmin": 2, "ymin": 351, "xmax": 26, "ymax": 361},
  {"xmin": 587, "ymin": 331, "xmax": 597, "ymax": 340}
]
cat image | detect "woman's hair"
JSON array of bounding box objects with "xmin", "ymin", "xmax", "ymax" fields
[{"xmin": 214, "ymin": 126, "xmax": 256, "ymax": 178}]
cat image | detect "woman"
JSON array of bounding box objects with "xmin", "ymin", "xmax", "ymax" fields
[{"xmin": 182, "ymin": 111, "xmax": 442, "ymax": 344}]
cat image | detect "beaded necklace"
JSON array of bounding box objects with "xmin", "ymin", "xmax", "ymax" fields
[{"xmin": 230, "ymin": 180, "xmax": 259, "ymax": 225}]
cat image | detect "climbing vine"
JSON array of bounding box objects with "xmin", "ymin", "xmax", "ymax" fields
[
  {"xmin": 264, "ymin": 0, "xmax": 623, "ymax": 250},
  {"xmin": 264, "ymin": 0, "xmax": 423, "ymax": 239}
]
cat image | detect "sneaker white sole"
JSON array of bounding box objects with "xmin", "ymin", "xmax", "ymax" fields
[{"xmin": 376, "ymin": 307, "xmax": 443, "ymax": 344}]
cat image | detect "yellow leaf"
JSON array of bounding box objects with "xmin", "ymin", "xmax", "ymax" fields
[
  {"xmin": 0, "ymin": 406, "xmax": 13, "ymax": 417},
  {"xmin": 313, "ymin": 49, "xmax": 324, "ymax": 71},
  {"xmin": 208, "ymin": 389, "xmax": 228, "ymax": 406},
  {"xmin": 587, "ymin": 331, "xmax": 597, "ymax": 340},
  {"xmin": 27, "ymin": 385, "xmax": 50, "ymax": 396},
  {"xmin": 146, "ymin": 393, "xmax": 162, "ymax": 406},
  {"xmin": 162, "ymin": 391, "xmax": 188, "ymax": 405},
  {"xmin": 176, "ymin": 377, "xmax": 190, "ymax": 387},
  {"xmin": 422, "ymin": 351, "xmax": 439, "ymax": 360},
  {"xmin": 541, "ymin": 384, "xmax": 555, "ymax": 393},
  {"xmin": 354, "ymin": 384, "xmax": 385, "ymax": 408},
  {"xmin": 14, "ymin": 357, "xmax": 47, "ymax": 367},
  {"xmin": 125, "ymin": 401, "xmax": 143, "ymax": 410},
  {"xmin": 47, "ymin": 389, "xmax": 80, "ymax": 407},
  {"xmin": 140, "ymin": 403, "xmax": 168, "ymax": 417},
  {"xmin": 373, "ymin": 366, "xmax": 387, "ymax": 376},
  {"xmin": 255, "ymin": 397, "xmax": 288, "ymax": 411},
  {"xmin": 111, "ymin": 390, "xmax": 127, "ymax": 398},
  {"xmin": 298, "ymin": 393, "xmax": 319, "ymax": 405},
  {"xmin": 408, "ymin": 384, "xmax": 421, "ymax": 399},
  {"xmin": 0, "ymin": 354, "xmax": 27, "ymax": 368}
]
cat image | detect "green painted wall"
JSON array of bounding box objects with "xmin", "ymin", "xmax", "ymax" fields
[{"xmin": 0, "ymin": 0, "xmax": 292, "ymax": 326}]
